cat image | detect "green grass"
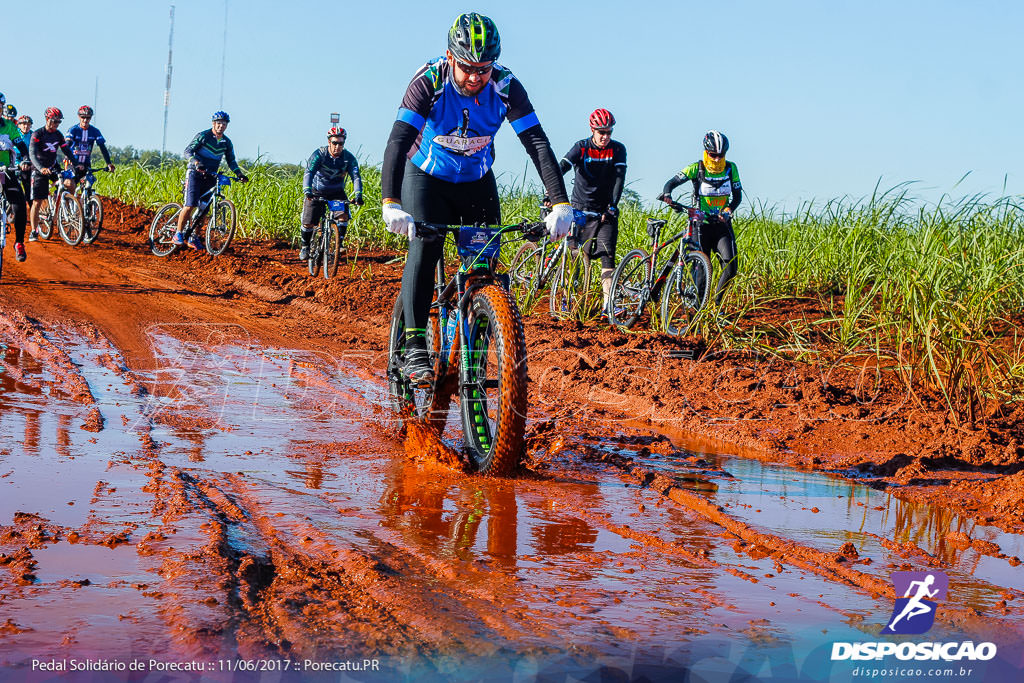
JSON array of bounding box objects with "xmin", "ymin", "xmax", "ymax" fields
[{"xmin": 99, "ymin": 161, "xmax": 1024, "ymax": 422}]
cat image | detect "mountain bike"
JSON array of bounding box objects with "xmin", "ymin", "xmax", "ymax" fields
[
  {"xmin": 149, "ymin": 173, "xmax": 239, "ymax": 257},
  {"xmin": 547, "ymin": 209, "xmax": 606, "ymax": 319},
  {"xmin": 37, "ymin": 169, "xmax": 85, "ymax": 246},
  {"xmin": 74, "ymin": 167, "xmax": 110, "ymax": 245},
  {"xmin": 306, "ymin": 198, "xmax": 348, "ymax": 279},
  {"xmin": 505, "ymin": 205, "xmax": 601, "ymax": 318},
  {"xmin": 607, "ymin": 199, "xmax": 712, "ymax": 335},
  {"xmin": 387, "ymin": 219, "xmax": 547, "ymax": 475}
]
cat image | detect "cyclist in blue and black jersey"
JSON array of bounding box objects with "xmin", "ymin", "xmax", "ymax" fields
[
  {"xmin": 175, "ymin": 111, "xmax": 248, "ymax": 250},
  {"xmin": 299, "ymin": 126, "xmax": 363, "ymax": 261},
  {"xmin": 559, "ymin": 107, "xmax": 627, "ymax": 312},
  {"xmin": 658, "ymin": 130, "xmax": 742, "ymax": 306},
  {"xmin": 381, "ymin": 12, "xmax": 574, "ymax": 384},
  {"xmin": 64, "ymin": 105, "xmax": 115, "ymax": 190}
]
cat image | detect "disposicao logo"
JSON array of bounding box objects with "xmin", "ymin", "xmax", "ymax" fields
[
  {"xmin": 881, "ymin": 570, "xmax": 948, "ymax": 635},
  {"xmin": 831, "ymin": 570, "xmax": 998, "ymax": 662}
]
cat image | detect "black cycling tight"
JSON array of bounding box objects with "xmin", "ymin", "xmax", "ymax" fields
[{"xmin": 400, "ymin": 162, "xmax": 501, "ymax": 337}]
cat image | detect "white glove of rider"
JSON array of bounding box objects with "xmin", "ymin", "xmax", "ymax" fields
[
  {"xmin": 545, "ymin": 202, "xmax": 574, "ymax": 239},
  {"xmin": 382, "ymin": 202, "xmax": 414, "ymax": 238}
]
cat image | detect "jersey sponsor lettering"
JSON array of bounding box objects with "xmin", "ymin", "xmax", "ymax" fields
[
  {"xmin": 397, "ymin": 57, "xmax": 539, "ymax": 183},
  {"xmin": 66, "ymin": 124, "xmax": 106, "ymax": 164}
]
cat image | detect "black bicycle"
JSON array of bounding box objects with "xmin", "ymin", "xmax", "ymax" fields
[
  {"xmin": 149, "ymin": 173, "xmax": 239, "ymax": 257},
  {"xmin": 387, "ymin": 219, "xmax": 547, "ymax": 475},
  {"xmin": 607, "ymin": 199, "xmax": 712, "ymax": 335},
  {"xmin": 306, "ymin": 198, "xmax": 348, "ymax": 279},
  {"xmin": 505, "ymin": 205, "xmax": 602, "ymax": 319},
  {"xmin": 74, "ymin": 166, "xmax": 110, "ymax": 245}
]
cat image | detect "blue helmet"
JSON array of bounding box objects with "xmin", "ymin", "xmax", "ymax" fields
[{"xmin": 212, "ymin": 111, "xmax": 230, "ymax": 123}]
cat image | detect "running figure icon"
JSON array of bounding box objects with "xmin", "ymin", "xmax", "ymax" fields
[{"xmin": 881, "ymin": 571, "xmax": 948, "ymax": 635}]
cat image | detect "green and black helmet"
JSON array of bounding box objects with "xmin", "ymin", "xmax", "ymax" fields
[{"xmin": 448, "ymin": 13, "xmax": 500, "ymax": 63}]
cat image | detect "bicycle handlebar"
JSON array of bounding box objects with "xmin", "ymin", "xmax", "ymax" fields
[{"xmin": 414, "ymin": 220, "xmax": 546, "ymax": 240}]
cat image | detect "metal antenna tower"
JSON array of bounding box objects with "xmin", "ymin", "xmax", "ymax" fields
[
  {"xmin": 219, "ymin": 0, "xmax": 228, "ymax": 108},
  {"xmin": 162, "ymin": 5, "xmax": 176, "ymax": 161}
]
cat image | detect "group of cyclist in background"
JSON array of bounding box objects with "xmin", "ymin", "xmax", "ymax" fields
[
  {"xmin": 379, "ymin": 12, "xmax": 743, "ymax": 383},
  {"xmin": 1, "ymin": 11, "xmax": 743, "ymax": 389},
  {"xmin": 0, "ymin": 96, "xmax": 115, "ymax": 262}
]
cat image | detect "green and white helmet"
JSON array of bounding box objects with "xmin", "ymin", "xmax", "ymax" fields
[{"xmin": 448, "ymin": 13, "xmax": 500, "ymax": 63}]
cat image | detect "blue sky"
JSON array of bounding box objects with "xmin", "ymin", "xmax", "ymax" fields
[{"xmin": 6, "ymin": 1, "xmax": 1022, "ymax": 210}]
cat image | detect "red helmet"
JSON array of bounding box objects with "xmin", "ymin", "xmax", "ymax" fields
[
  {"xmin": 45, "ymin": 107, "xmax": 63, "ymax": 121},
  {"xmin": 78, "ymin": 105, "xmax": 94, "ymax": 117},
  {"xmin": 327, "ymin": 127, "xmax": 347, "ymax": 140},
  {"xmin": 589, "ymin": 108, "xmax": 615, "ymax": 129}
]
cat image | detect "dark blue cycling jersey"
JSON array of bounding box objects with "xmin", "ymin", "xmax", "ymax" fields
[
  {"xmin": 184, "ymin": 129, "xmax": 240, "ymax": 174},
  {"xmin": 303, "ymin": 147, "xmax": 362, "ymax": 197},
  {"xmin": 395, "ymin": 57, "xmax": 540, "ymax": 184},
  {"xmin": 65, "ymin": 124, "xmax": 111, "ymax": 166}
]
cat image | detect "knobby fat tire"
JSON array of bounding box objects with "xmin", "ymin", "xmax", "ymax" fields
[
  {"xmin": 386, "ymin": 293, "xmax": 447, "ymax": 433},
  {"xmin": 460, "ymin": 284, "xmax": 528, "ymax": 476}
]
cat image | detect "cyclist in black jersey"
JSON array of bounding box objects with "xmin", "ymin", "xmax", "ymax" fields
[
  {"xmin": 300, "ymin": 127, "xmax": 363, "ymax": 260},
  {"xmin": 28, "ymin": 107, "xmax": 76, "ymax": 242},
  {"xmin": 380, "ymin": 12, "xmax": 574, "ymax": 384},
  {"xmin": 559, "ymin": 108, "xmax": 627, "ymax": 312},
  {"xmin": 658, "ymin": 130, "xmax": 742, "ymax": 307}
]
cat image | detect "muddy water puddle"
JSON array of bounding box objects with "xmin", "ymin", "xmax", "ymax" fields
[
  {"xmin": 632, "ymin": 441, "xmax": 1024, "ymax": 603},
  {"xmin": 2, "ymin": 324, "xmax": 1021, "ymax": 677}
]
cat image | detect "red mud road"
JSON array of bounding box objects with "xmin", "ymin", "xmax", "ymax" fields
[{"xmin": 0, "ymin": 200, "xmax": 1022, "ymax": 682}]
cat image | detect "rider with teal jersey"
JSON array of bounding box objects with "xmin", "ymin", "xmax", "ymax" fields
[
  {"xmin": 299, "ymin": 127, "xmax": 363, "ymax": 260},
  {"xmin": 175, "ymin": 111, "xmax": 248, "ymax": 249}
]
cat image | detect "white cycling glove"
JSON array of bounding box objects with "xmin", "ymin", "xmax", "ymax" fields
[
  {"xmin": 382, "ymin": 202, "xmax": 414, "ymax": 238},
  {"xmin": 545, "ymin": 202, "xmax": 574, "ymax": 239}
]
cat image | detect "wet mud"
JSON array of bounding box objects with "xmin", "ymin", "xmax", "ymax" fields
[{"xmin": 0, "ymin": 198, "xmax": 1022, "ymax": 679}]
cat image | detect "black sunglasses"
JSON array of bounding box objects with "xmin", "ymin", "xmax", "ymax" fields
[
  {"xmin": 593, "ymin": 128, "xmax": 612, "ymax": 135},
  {"xmin": 454, "ymin": 59, "xmax": 492, "ymax": 75}
]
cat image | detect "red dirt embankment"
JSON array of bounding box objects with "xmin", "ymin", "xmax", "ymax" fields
[{"xmin": 4, "ymin": 197, "xmax": 1023, "ymax": 532}]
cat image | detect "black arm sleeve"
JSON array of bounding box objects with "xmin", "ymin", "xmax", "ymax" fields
[
  {"xmin": 381, "ymin": 120, "xmax": 419, "ymax": 201},
  {"xmin": 730, "ymin": 186, "xmax": 742, "ymax": 211},
  {"xmin": 14, "ymin": 140, "xmax": 29, "ymax": 161},
  {"xmin": 517, "ymin": 125, "xmax": 568, "ymax": 205},
  {"xmin": 610, "ymin": 166, "xmax": 626, "ymax": 207},
  {"xmin": 558, "ymin": 158, "xmax": 571, "ymax": 175},
  {"xmin": 662, "ymin": 174, "xmax": 686, "ymax": 196}
]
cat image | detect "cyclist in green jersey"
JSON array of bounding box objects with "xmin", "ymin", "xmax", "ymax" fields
[{"xmin": 658, "ymin": 130, "xmax": 741, "ymax": 306}]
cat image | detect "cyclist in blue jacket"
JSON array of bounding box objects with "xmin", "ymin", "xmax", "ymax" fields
[
  {"xmin": 64, "ymin": 105, "xmax": 114, "ymax": 190},
  {"xmin": 299, "ymin": 127, "xmax": 363, "ymax": 260},
  {"xmin": 380, "ymin": 12, "xmax": 573, "ymax": 384},
  {"xmin": 175, "ymin": 111, "xmax": 248, "ymax": 250}
]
